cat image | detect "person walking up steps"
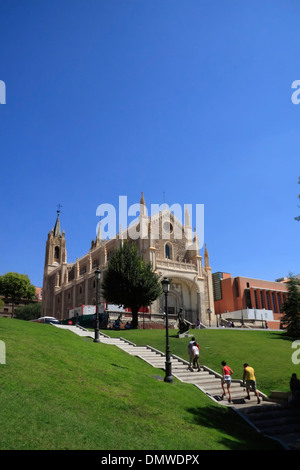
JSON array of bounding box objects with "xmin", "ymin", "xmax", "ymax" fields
[
  {"xmin": 221, "ymin": 361, "xmax": 233, "ymax": 403},
  {"xmin": 187, "ymin": 337, "xmax": 195, "ymax": 370},
  {"xmin": 242, "ymin": 363, "xmax": 261, "ymax": 404},
  {"xmin": 192, "ymin": 341, "xmax": 200, "ymax": 371}
]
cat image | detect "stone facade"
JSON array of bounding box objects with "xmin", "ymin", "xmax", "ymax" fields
[{"xmin": 42, "ymin": 194, "xmax": 215, "ymax": 326}]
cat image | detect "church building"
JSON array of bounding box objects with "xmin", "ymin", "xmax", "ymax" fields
[{"xmin": 42, "ymin": 194, "xmax": 215, "ymax": 327}]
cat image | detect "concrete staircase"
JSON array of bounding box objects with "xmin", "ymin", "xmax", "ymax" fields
[
  {"xmin": 54, "ymin": 325, "xmax": 300, "ymax": 450},
  {"xmin": 98, "ymin": 331, "xmax": 300, "ymax": 449},
  {"xmin": 239, "ymin": 403, "xmax": 300, "ymax": 449}
]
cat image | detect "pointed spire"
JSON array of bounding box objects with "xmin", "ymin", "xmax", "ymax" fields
[
  {"xmin": 140, "ymin": 191, "xmax": 147, "ymax": 217},
  {"xmin": 204, "ymin": 243, "xmax": 210, "ymax": 268},
  {"xmin": 96, "ymin": 221, "xmax": 103, "ymax": 246},
  {"xmin": 54, "ymin": 210, "xmax": 61, "ymax": 237},
  {"xmin": 193, "ymin": 228, "xmax": 199, "ymax": 245},
  {"xmin": 184, "ymin": 204, "xmax": 192, "ymax": 244},
  {"xmin": 184, "ymin": 205, "xmax": 191, "ymax": 227}
]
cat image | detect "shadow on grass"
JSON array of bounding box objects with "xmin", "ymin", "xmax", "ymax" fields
[
  {"xmin": 268, "ymin": 332, "xmax": 296, "ymax": 342},
  {"xmin": 111, "ymin": 363, "xmax": 130, "ymax": 370},
  {"xmin": 186, "ymin": 404, "xmax": 281, "ymax": 450}
]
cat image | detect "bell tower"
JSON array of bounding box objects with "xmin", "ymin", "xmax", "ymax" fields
[
  {"xmin": 42, "ymin": 208, "xmax": 67, "ymax": 316},
  {"xmin": 43, "ymin": 208, "xmax": 67, "ymax": 275}
]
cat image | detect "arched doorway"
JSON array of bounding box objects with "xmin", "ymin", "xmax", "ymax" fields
[{"xmin": 159, "ymin": 277, "xmax": 201, "ymax": 323}]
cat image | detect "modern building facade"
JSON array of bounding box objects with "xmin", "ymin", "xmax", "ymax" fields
[
  {"xmin": 42, "ymin": 194, "xmax": 215, "ymax": 327},
  {"xmin": 213, "ymin": 272, "xmax": 289, "ymax": 329}
]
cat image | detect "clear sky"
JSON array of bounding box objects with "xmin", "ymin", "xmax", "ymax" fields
[{"xmin": 0, "ymin": 0, "xmax": 299, "ymax": 288}]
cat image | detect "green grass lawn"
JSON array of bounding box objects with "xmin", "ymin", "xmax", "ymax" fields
[
  {"xmin": 106, "ymin": 327, "xmax": 299, "ymax": 396},
  {"xmin": 0, "ymin": 318, "xmax": 285, "ymax": 450}
]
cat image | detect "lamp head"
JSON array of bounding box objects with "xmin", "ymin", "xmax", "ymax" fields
[
  {"xmin": 161, "ymin": 277, "xmax": 170, "ymax": 294},
  {"xmin": 94, "ymin": 268, "xmax": 101, "ymax": 281}
]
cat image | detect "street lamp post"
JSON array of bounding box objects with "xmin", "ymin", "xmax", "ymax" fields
[
  {"xmin": 161, "ymin": 277, "xmax": 173, "ymax": 383},
  {"xmin": 94, "ymin": 268, "xmax": 101, "ymax": 343},
  {"xmin": 207, "ymin": 308, "xmax": 212, "ymax": 327}
]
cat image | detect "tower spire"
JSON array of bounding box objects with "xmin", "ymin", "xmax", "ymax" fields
[
  {"xmin": 54, "ymin": 207, "xmax": 62, "ymax": 237},
  {"xmin": 140, "ymin": 192, "xmax": 145, "ymax": 206},
  {"xmin": 204, "ymin": 243, "xmax": 210, "ymax": 268},
  {"xmin": 96, "ymin": 221, "xmax": 103, "ymax": 246},
  {"xmin": 184, "ymin": 205, "xmax": 191, "ymax": 228},
  {"xmin": 140, "ymin": 191, "xmax": 147, "ymax": 217}
]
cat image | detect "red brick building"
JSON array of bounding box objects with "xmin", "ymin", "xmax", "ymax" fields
[{"xmin": 213, "ymin": 273, "xmax": 289, "ymax": 329}]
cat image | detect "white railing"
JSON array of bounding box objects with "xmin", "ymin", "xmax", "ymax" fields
[{"xmin": 156, "ymin": 259, "xmax": 197, "ymax": 273}]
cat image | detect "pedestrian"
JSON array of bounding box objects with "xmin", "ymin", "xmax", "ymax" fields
[
  {"xmin": 289, "ymin": 373, "xmax": 300, "ymax": 407},
  {"xmin": 192, "ymin": 341, "xmax": 200, "ymax": 371},
  {"xmin": 187, "ymin": 336, "xmax": 195, "ymax": 369},
  {"xmin": 242, "ymin": 363, "xmax": 261, "ymax": 404},
  {"xmin": 221, "ymin": 361, "xmax": 233, "ymax": 403}
]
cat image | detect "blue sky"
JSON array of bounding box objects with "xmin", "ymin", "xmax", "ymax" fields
[{"xmin": 0, "ymin": 0, "xmax": 299, "ymax": 287}]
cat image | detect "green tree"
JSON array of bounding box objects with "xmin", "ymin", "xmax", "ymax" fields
[
  {"xmin": 0, "ymin": 272, "xmax": 36, "ymax": 317},
  {"xmin": 281, "ymin": 275, "xmax": 300, "ymax": 338},
  {"xmin": 15, "ymin": 302, "xmax": 41, "ymax": 321},
  {"xmin": 101, "ymin": 242, "xmax": 162, "ymax": 329}
]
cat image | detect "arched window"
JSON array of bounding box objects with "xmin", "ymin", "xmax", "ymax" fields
[
  {"xmin": 165, "ymin": 243, "xmax": 171, "ymax": 259},
  {"xmin": 54, "ymin": 246, "xmax": 60, "ymax": 259}
]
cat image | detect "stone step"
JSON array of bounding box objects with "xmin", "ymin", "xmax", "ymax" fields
[
  {"xmin": 190, "ymin": 378, "xmax": 222, "ymax": 387},
  {"xmin": 171, "ymin": 365, "xmax": 194, "ymax": 371},
  {"xmin": 178, "ymin": 365, "xmax": 210, "ymax": 377},
  {"xmin": 249, "ymin": 408, "xmax": 296, "ymax": 423},
  {"xmin": 141, "ymin": 355, "xmax": 180, "ymax": 360},
  {"xmin": 176, "ymin": 372, "xmax": 215, "ymax": 380},
  {"xmin": 202, "ymin": 386, "xmax": 246, "ymax": 397},
  {"xmin": 132, "ymin": 354, "xmax": 163, "ymax": 360},
  {"xmin": 176, "ymin": 375, "xmax": 218, "ymax": 385},
  {"xmin": 138, "ymin": 357, "xmax": 181, "ymax": 364},
  {"xmin": 241, "ymin": 404, "xmax": 284, "ymax": 416},
  {"xmin": 273, "ymin": 433, "xmax": 300, "ymax": 450},
  {"xmin": 124, "ymin": 351, "xmax": 165, "ymax": 358},
  {"xmin": 252, "ymin": 415, "xmax": 300, "ymax": 430},
  {"xmin": 258, "ymin": 421, "xmax": 300, "ymax": 437},
  {"xmin": 201, "ymin": 381, "xmax": 242, "ymax": 390},
  {"xmin": 100, "ymin": 337, "xmax": 122, "ymax": 345}
]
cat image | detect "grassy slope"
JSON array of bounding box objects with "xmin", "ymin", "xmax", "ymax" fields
[
  {"xmin": 0, "ymin": 319, "xmax": 281, "ymax": 450},
  {"xmin": 106, "ymin": 327, "xmax": 299, "ymax": 396}
]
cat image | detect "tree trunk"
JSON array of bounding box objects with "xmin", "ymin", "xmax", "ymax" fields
[{"xmin": 131, "ymin": 306, "xmax": 140, "ymax": 329}]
